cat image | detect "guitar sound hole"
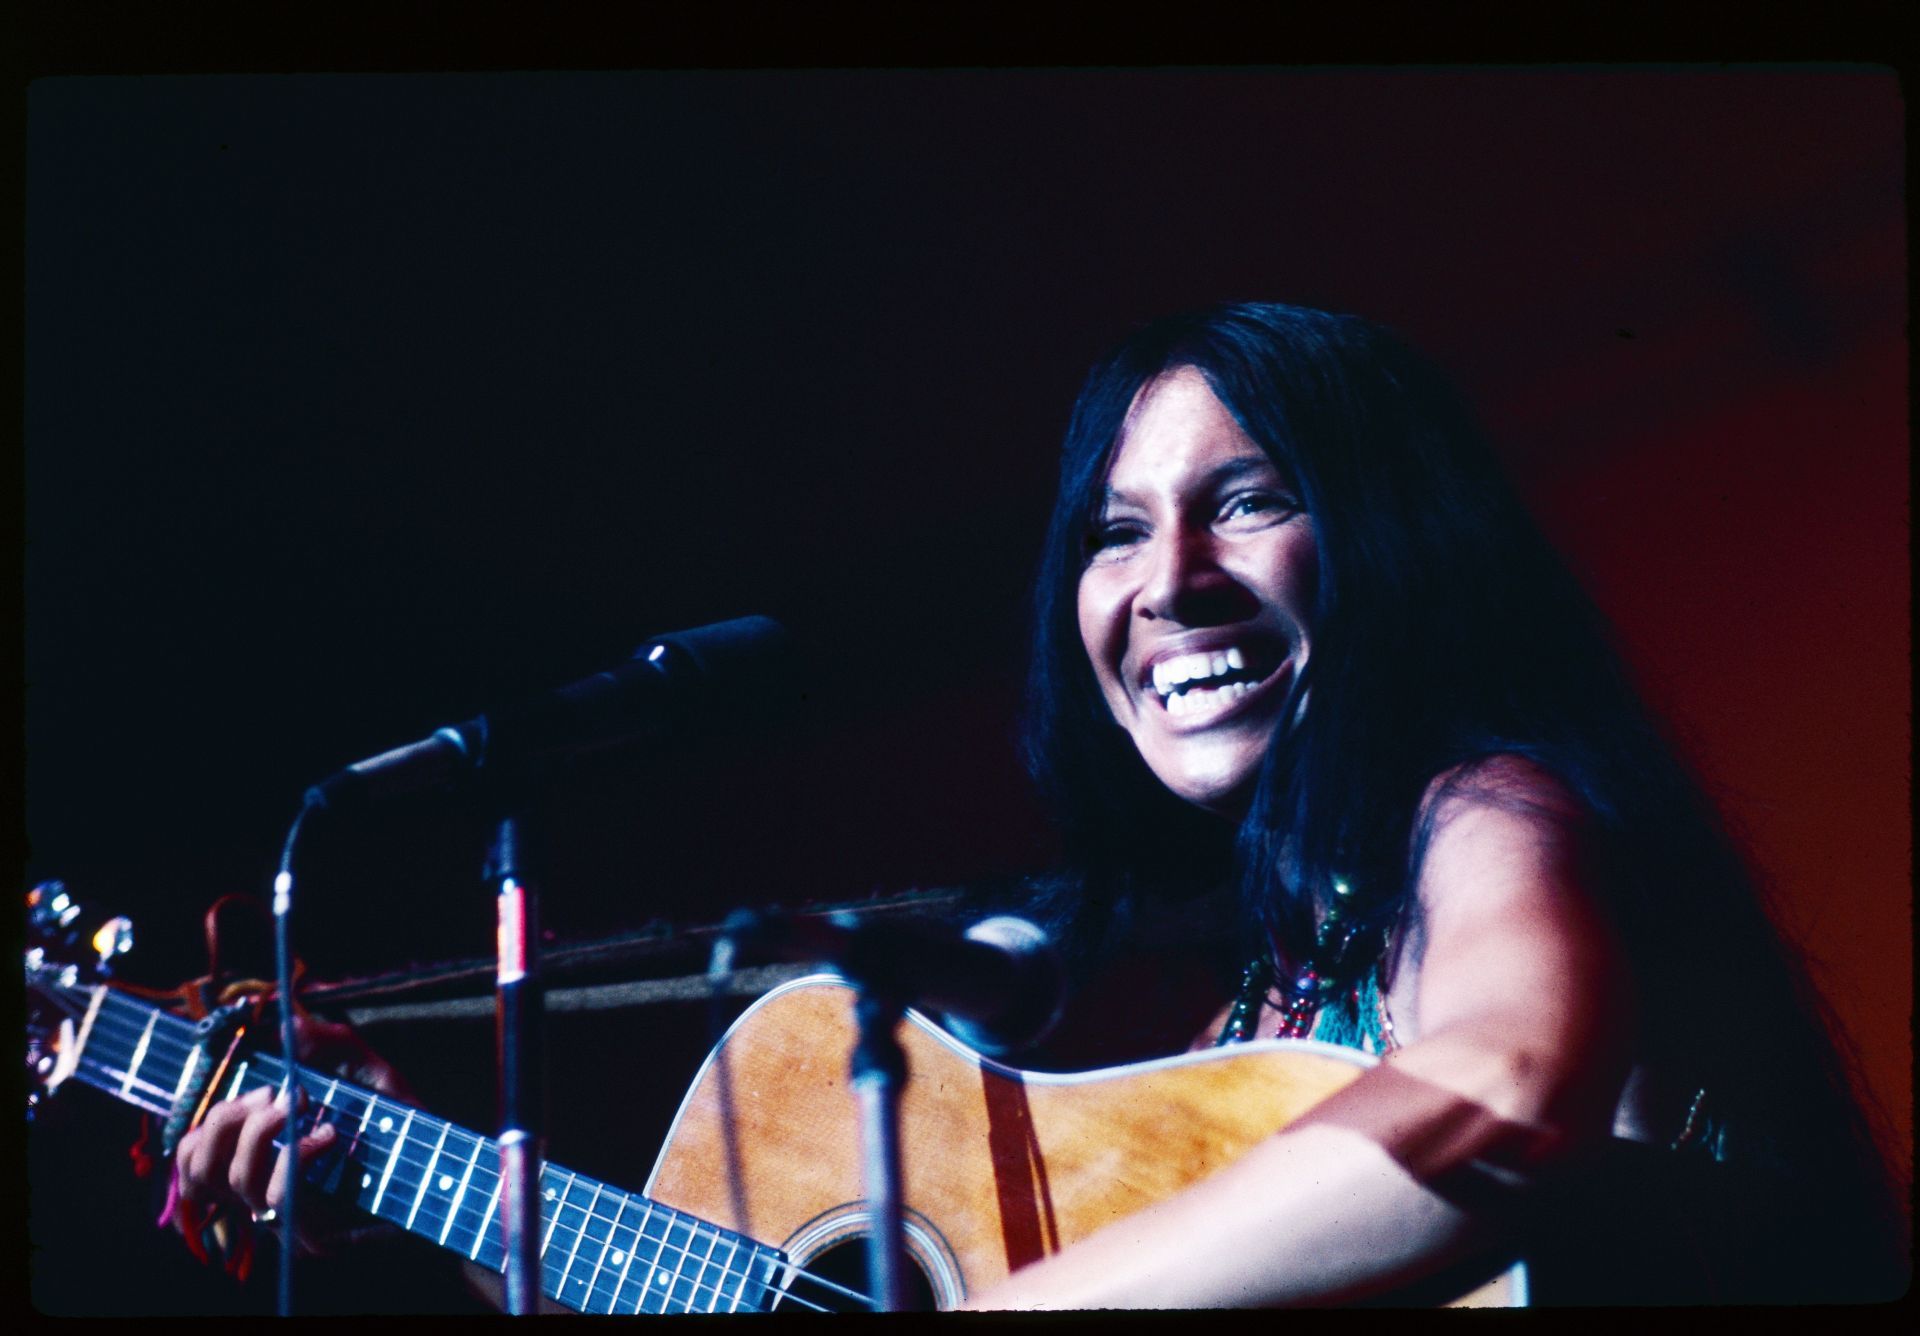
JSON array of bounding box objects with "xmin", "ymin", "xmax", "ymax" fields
[{"xmin": 777, "ymin": 1239, "xmax": 937, "ymax": 1313}]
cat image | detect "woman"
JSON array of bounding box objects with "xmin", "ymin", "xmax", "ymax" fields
[
  {"xmin": 173, "ymin": 302, "xmax": 1903, "ymax": 1306},
  {"xmin": 958, "ymin": 302, "xmax": 1903, "ymax": 1305}
]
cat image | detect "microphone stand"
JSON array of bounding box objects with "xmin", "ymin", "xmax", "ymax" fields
[
  {"xmin": 847, "ymin": 984, "xmax": 910, "ymax": 1312},
  {"xmin": 270, "ymin": 800, "xmax": 320, "ymax": 1318},
  {"xmin": 488, "ymin": 815, "xmax": 544, "ymax": 1315},
  {"xmin": 722, "ymin": 905, "xmax": 1060, "ymax": 1312}
]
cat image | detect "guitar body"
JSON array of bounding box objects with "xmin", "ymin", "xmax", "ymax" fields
[{"xmin": 648, "ymin": 975, "xmax": 1524, "ymax": 1308}]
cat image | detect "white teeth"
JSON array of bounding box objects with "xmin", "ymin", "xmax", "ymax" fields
[
  {"xmin": 1162, "ymin": 677, "xmax": 1251, "ymax": 719},
  {"xmin": 1151, "ymin": 647, "xmax": 1254, "ymax": 699}
]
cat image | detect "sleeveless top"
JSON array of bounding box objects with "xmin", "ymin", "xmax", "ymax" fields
[{"xmin": 1300, "ymin": 962, "xmax": 1397, "ymax": 1054}]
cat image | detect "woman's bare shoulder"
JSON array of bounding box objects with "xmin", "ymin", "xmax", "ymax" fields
[{"xmin": 1419, "ymin": 753, "xmax": 1587, "ymax": 829}]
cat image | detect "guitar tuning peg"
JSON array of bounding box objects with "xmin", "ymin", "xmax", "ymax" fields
[
  {"xmin": 91, "ymin": 916, "xmax": 134, "ymax": 972},
  {"xmin": 26, "ymin": 881, "xmax": 88, "ymax": 951}
]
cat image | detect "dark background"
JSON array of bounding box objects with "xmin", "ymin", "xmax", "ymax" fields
[{"xmin": 24, "ymin": 69, "xmax": 1908, "ymax": 1311}]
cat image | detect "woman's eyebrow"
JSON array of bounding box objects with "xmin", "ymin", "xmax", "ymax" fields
[
  {"xmin": 1202, "ymin": 455, "xmax": 1284, "ymax": 488},
  {"xmin": 1098, "ymin": 454, "xmax": 1284, "ymax": 510}
]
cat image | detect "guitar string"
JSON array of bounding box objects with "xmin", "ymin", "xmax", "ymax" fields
[
  {"xmin": 71, "ymin": 1030, "xmax": 852, "ymax": 1315},
  {"xmin": 63, "ymin": 995, "xmax": 1529, "ymax": 1311},
  {"xmin": 236, "ymin": 1068, "xmax": 852, "ymax": 1314},
  {"xmin": 75, "ymin": 997, "xmax": 876, "ymax": 1312},
  {"xmin": 69, "ymin": 1033, "xmax": 800, "ymax": 1316},
  {"xmin": 75, "ymin": 1002, "xmax": 877, "ymax": 1313},
  {"xmin": 78, "ymin": 1001, "xmax": 777, "ymax": 1264}
]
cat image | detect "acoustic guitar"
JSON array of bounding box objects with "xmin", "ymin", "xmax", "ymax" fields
[{"xmin": 25, "ymin": 895, "xmax": 1526, "ymax": 1311}]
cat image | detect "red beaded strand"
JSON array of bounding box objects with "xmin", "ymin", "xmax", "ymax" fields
[{"xmin": 1217, "ymin": 877, "xmax": 1371, "ymax": 1047}]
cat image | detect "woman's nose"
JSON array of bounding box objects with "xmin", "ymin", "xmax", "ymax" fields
[{"xmin": 1138, "ymin": 528, "xmax": 1250, "ymax": 625}]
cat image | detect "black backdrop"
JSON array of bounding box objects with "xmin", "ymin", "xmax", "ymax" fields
[{"xmin": 25, "ymin": 69, "xmax": 1908, "ymax": 1312}]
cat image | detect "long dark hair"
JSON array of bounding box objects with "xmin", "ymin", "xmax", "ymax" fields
[{"xmin": 1019, "ymin": 302, "xmax": 1904, "ymax": 1298}]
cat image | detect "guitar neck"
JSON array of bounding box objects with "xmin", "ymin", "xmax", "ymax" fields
[{"xmin": 65, "ymin": 985, "xmax": 788, "ymax": 1314}]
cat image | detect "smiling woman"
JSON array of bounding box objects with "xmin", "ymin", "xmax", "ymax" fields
[
  {"xmin": 140, "ymin": 300, "xmax": 1905, "ymax": 1311},
  {"xmin": 982, "ymin": 302, "xmax": 1907, "ymax": 1305},
  {"xmin": 1077, "ymin": 367, "xmax": 1318, "ymax": 813}
]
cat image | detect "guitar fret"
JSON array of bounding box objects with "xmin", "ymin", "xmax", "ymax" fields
[
  {"xmin": 637, "ymin": 1197, "xmax": 675, "ymax": 1312},
  {"xmin": 666, "ymin": 1214, "xmax": 696, "ymax": 1311},
  {"xmin": 633, "ymin": 1209, "xmax": 668, "ymax": 1314},
  {"xmin": 704, "ymin": 1226, "xmax": 733, "ymax": 1312},
  {"xmin": 538, "ymin": 1170, "xmax": 573, "ymax": 1257},
  {"xmin": 579, "ymin": 1188, "xmax": 623, "ymax": 1312},
  {"xmin": 71, "ymin": 985, "xmax": 111, "ymax": 1083},
  {"xmin": 119, "ymin": 1010, "xmax": 158, "ymax": 1100},
  {"xmin": 555, "ymin": 1179, "xmax": 603, "ymax": 1302},
  {"xmin": 609, "ymin": 1197, "xmax": 651, "ymax": 1313},
  {"xmin": 692, "ymin": 1219, "xmax": 720, "ymax": 1312},
  {"xmin": 540, "ymin": 1174, "xmax": 577, "ymax": 1288},
  {"xmin": 347, "ymin": 1086, "xmax": 377, "ymax": 1163},
  {"xmin": 445, "ymin": 1152, "xmax": 498, "ymax": 1258},
  {"xmin": 587, "ymin": 1192, "xmax": 635, "ymax": 1313},
  {"xmin": 369, "ymin": 1107, "xmax": 415, "ymax": 1216},
  {"xmin": 470, "ymin": 1168, "xmax": 503, "ymax": 1263},
  {"xmin": 719, "ymin": 1235, "xmax": 744, "ymax": 1312},
  {"xmin": 573, "ymin": 1184, "xmax": 620, "ymax": 1309},
  {"xmin": 692, "ymin": 1223, "xmax": 723, "ymax": 1312},
  {"xmin": 546, "ymin": 1173, "xmax": 602, "ymax": 1304},
  {"xmin": 441, "ymin": 1135, "xmax": 485, "ymax": 1247},
  {"xmin": 169, "ymin": 1043, "xmax": 202, "ymax": 1107},
  {"xmin": 663, "ymin": 1212, "xmax": 700, "ymax": 1313},
  {"xmin": 405, "ymin": 1120, "xmax": 453, "ymax": 1231},
  {"xmin": 682, "ymin": 1220, "xmax": 712, "ymax": 1313}
]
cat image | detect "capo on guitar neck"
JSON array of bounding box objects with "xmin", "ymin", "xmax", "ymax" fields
[
  {"xmin": 159, "ymin": 1000, "xmax": 256, "ymax": 1159},
  {"xmin": 114, "ymin": 895, "xmax": 313, "ymax": 1188}
]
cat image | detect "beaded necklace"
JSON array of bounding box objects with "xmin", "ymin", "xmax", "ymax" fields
[{"xmin": 1215, "ymin": 877, "xmax": 1389, "ymax": 1049}]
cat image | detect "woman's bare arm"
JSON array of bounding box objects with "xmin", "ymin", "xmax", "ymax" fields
[{"xmin": 961, "ymin": 763, "xmax": 1633, "ymax": 1308}]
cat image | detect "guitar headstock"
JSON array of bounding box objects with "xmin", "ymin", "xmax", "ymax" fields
[{"xmin": 25, "ymin": 881, "xmax": 132, "ymax": 1115}]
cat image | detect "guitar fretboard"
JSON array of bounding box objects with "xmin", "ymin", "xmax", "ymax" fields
[{"xmin": 68, "ymin": 986, "xmax": 790, "ymax": 1314}]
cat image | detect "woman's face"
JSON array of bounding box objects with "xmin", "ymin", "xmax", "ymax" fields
[{"xmin": 1076, "ymin": 367, "xmax": 1317, "ymax": 813}]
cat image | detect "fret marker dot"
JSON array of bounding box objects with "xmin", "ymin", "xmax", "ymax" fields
[
  {"xmin": 361, "ymin": 1173, "xmax": 372, "ymax": 1189},
  {"xmin": 439, "ymin": 1174, "xmax": 455, "ymax": 1191},
  {"xmin": 378, "ymin": 1116, "xmax": 393, "ymax": 1133},
  {"xmin": 612, "ymin": 1251, "xmax": 626, "ymax": 1265},
  {"xmin": 544, "ymin": 1188, "xmax": 557, "ymax": 1202},
  {"xmin": 654, "ymin": 1270, "xmax": 667, "ymax": 1287}
]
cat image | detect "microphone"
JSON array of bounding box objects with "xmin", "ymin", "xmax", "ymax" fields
[
  {"xmin": 305, "ymin": 615, "xmax": 799, "ymax": 810},
  {"xmin": 727, "ymin": 908, "xmax": 1064, "ymax": 1056}
]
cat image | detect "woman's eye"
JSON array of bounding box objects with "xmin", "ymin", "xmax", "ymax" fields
[
  {"xmin": 1085, "ymin": 522, "xmax": 1144, "ymax": 556},
  {"xmin": 1222, "ymin": 492, "xmax": 1295, "ymax": 523}
]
